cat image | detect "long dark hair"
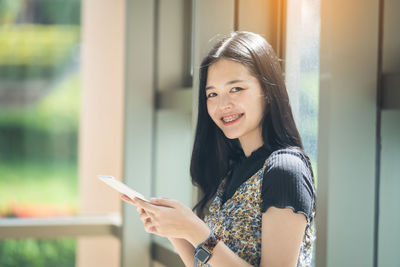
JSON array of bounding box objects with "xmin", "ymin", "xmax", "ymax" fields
[{"xmin": 190, "ymin": 31, "xmax": 315, "ymax": 219}]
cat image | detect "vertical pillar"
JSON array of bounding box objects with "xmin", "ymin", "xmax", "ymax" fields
[
  {"xmin": 122, "ymin": 1, "xmax": 155, "ymax": 266},
  {"xmin": 78, "ymin": 0, "xmax": 125, "ymax": 266}
]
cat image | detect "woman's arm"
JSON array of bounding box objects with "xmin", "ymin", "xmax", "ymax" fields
[
  {"xmin": 125, "ymin": 196, "xmax": 306, "ymax": 267},
  {"xmin": 259, "ymin": 207, "xmax": 307, "ymax": 267},
  {"xmin": 167, "ymin": 237, "xmax": 195, "ymax": 267},
  {"xmin": 125, "ymin": 196, "xmax": 254, "ymax": 266}
]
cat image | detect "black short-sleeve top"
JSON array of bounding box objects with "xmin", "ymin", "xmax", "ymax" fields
[{"xmin": 200, "ymin": 146, "xmax": 316, "ymax": 267}]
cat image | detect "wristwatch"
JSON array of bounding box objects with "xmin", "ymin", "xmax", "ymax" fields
[{"xmin": 194, "ymin": 231, "xmax": 220, "ymax": 264}]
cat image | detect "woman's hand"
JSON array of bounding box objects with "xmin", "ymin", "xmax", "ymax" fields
[
  {"xmin": 136, "ymin": 205, "xmax": 157, "ymax": 233},
  {"xmin": 121, "ymin": 195, "xmax": 210, "ymax": 246},
  {"xmin": 121, "ymin": 195, "xmax": 157, "ymax": 233}
]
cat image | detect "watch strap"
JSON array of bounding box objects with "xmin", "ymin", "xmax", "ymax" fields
[
  {"xmin": 202, "ymin": 232, "xmax": 220, "ymax": 254},
  {"xmin": 194, "ymin": 230, "xmax": 220, "ymax": 265}
]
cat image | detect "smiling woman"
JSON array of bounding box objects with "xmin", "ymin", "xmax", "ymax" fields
[
  {"xmin": 205, "ymin": 59, "xmax": 266, "ymax": 155},
  {"xmin": 123, "ymin": 31, "xmax": 317, "ymax": 267}
]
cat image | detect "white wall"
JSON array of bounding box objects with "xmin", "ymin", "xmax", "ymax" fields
[
  {"xmin": 378, "ymin": 0, "xmax": 400, "ymax": 265},
  {"xmin": 378, "ymin": 110, "xmax": 400, "ymax": 266},
  {"xmin": 317, "ymin": 0, "xmax": 379, "ymax": 266}
]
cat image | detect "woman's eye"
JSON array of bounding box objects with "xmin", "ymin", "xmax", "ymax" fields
[
  {"xmin": 231, "ymin": 87, "xmax": 243, "ymax": 92},
  {"xmin": 207, "ymin": 92, "xmax": 217, "ymax": 98}
]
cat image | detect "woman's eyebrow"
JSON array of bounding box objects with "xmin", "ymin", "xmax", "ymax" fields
[{"xmin": 206, "ymin": 79, "xmax": 246, "ymax": 91}]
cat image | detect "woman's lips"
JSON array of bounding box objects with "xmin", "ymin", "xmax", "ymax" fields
[{"xmin": 221, "ymin": 113, "xmax": 244, "ymax": 126}]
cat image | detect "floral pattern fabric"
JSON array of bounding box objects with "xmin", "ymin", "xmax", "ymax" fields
[{"xmin": 197, "ymin": 156, "xmax": 316, "ymax": 267}]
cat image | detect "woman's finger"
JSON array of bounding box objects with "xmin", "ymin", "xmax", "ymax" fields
[
  {"xmin": 144, "ymin": 218, "xmax": 154, "ymax": 232},
  {"xmin": 137, "ymin": 207, "xmax": 146, "ymax": 215},
  {"xmin": 142, "ymin": 218, "xmax": 159, "ymax": 235},
  {"xmin": 121, "ymin": 195, "xmax": 137, "ymax": 206},
  {"xmin": 140, "ymin": 212, "xmax": 149, "ymax": 221},
  {"xmin": 132, "ymin": 197, "xmax": 159, "ymax": 213}
]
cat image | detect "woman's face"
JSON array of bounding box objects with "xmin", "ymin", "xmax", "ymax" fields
[{"xmin": 206, "ymin": 59, "xmax": 265, "ymax": 142}]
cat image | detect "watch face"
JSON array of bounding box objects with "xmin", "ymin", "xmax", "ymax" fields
[{"xmin": 195, "ymin": 247, "xmax": 211, "ymax": 263}]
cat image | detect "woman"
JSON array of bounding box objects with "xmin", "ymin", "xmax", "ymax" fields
[{"xmin": 122, "ymin": 31, "xmax": 316, "ymax": 267}]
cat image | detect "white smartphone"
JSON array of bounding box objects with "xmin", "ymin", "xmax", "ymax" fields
[{"xmin": 97, "ymin": 175, "xmax": 149, "ymax": 202}]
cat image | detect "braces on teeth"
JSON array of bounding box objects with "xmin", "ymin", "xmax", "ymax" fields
[{"xmin": 222, "ymin": 114, "xmax": 242, "ymax": 122}]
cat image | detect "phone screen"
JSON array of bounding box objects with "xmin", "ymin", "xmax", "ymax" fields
[{"xmin": 97, "ymin": 175, "xmax": 149, "ymax": 202}]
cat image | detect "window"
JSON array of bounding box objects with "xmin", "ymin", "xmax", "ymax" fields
[
  {"xmin": 285, "ymin": 0, "xmax": 320, "ymax": 181},
  {"xmin": 285, "ymin": 0, "xmax": 320, "ymax": 266},
  {"xmin": 0, "ymin": 0, "xmax": 81, "ymax": 265}
]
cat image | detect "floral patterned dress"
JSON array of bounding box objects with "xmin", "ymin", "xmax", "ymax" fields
[{"xmin": 197, "ymin": 155, "xmax": 316, "ymax": 267}]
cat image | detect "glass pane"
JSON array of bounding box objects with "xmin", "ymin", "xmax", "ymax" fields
[
  {"xmin": 285, "ymin": 0, "xmax": 320, "ymax": 173},
  {"xmin": 285, "ymin": 0, "xmax": 320, "ymax": 266},
  {"xmin": 0, "ymin": 0, "xmax": 81, "ymax": 265},
  {"xmin": 0, "ymin": 0, "xmax": 81, "ymax": 217}
]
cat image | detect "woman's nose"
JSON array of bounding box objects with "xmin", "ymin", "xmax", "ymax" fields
[{"xmin": 217, "ymin": 95, "xmax": 233, "ymax": 110}]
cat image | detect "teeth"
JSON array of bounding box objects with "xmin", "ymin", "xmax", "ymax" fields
[{"xmin": 222, "ymin": 114, "xmax": 242, "ymax": 122}]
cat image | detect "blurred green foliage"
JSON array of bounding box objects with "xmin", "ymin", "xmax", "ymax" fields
[
  {"xmin": 0, "ymin": 24, "xmax": 80, "ymax": 80},
  {"xmin": 0, "ymin": 1, "xmax": 80, "ymax": 266},
  {"xmin": 0, "ymin": 160, "xmax": 78, "ymax": 214},
  {"xmin": 0, "ymin": 74, "xmax": 81, "ymax": 160},
  {"xmin": 0, "ymin": 239, "xmax": 75, "ymax": 267},
  {"xmin": 0, "ymin": 74, "xmax": 79, "ymax": 263},
  {"xmin": 37, "ymin": 0, "xmax": 81, "ymax": 25},
  {"xmin": 0, "ymin": 0, "xmax": 80, "ymax": 25},
  {"xmin": 0, "ymin": 0, "xmax": 23, "ymax": 24},
  {"xmin": 0, "ymin": 25, "xmax": 79, "ymax": 65},
  {"xmin": 0, "ymin": 74, "xmax": 81, "ymax": 131}
]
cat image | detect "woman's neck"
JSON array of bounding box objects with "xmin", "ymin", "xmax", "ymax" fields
[{"xmin": 239, "ymin": 129, "xmax": 264, "ymax": 157}]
